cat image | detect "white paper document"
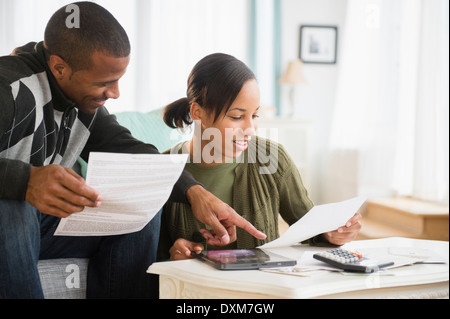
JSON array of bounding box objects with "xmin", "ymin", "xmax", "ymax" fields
[
  {"xmin": 259, "ymin": 196, "xmax": 367, "ymax": 249},
  {"xmin": 55, "ymin": 152, "xmax": 188, "ymax": 236}
]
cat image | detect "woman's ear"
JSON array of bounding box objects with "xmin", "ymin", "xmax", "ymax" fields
[{"xmin": 190, "ymin": 102, "xmax": 203, "ymax": 121}]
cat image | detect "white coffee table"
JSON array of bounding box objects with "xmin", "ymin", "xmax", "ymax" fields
[{"xmin": 147, "ymin": 237, "xmax": 449, "ymax": 299}]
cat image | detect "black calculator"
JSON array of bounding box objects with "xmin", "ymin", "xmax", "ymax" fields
[{"xmin": 313, "ymin": 248, "xmax": 394, "ymax": 273}]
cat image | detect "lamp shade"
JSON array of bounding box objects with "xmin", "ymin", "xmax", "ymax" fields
[{"xmin": 279, "ymin": 59, "xmax": 306, "ymax": 84}]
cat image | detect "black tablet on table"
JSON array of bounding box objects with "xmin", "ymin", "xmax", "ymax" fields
[{"xmin": 194, "ymin": 248, "xmax": 297, "ymax": 270}]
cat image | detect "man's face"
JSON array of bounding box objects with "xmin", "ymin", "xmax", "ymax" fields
[{"xmin": 57, "ymin": 51, "xmax": 130, "ymax": 114}]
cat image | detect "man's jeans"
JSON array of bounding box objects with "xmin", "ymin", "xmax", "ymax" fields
[{"xmin": 0, "ymin": 200, "xmax": 161, "ymax": 299}]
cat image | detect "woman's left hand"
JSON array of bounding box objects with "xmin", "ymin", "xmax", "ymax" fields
[
  {"xmin": 169, "ymin": 238, "xmax": 204, "ymax": 261},
  {"xmin": 323, "ymin": 212, "xmax": 362, "ymax": 245}
]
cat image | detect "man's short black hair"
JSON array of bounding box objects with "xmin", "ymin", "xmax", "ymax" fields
[{"xmin": 44, "ymin": 1, "xmax": 130, "ymax": 71}]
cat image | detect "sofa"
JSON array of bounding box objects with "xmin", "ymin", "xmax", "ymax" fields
[{"xmin": 37, "ymin": 108, "xmax": 188, "ymax": 299}]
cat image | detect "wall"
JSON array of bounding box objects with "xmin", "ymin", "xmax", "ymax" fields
[
  {"xmin": 280, "ymin": 0, "xmax": 348, "ymax": 204},
  {"xmin": 1, "ymin": 0, "xmax": 347, "ymax": 204}
]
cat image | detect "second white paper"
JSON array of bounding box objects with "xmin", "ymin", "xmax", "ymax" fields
[
  {"xmin": 55, "ymin": 152, "xmax": 188, "ymax": 236},
  {"xmin": 259, "ymin": 196, "xmax": 367, "ymax": 249}
]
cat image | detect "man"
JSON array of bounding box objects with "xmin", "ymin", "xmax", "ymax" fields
[{"xmin": 0, "ymin": 2, "xmax": 265, "ymax": 298}]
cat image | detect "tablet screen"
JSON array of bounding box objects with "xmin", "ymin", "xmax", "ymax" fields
[{"xmin": 195, "ymin": 248, "xmax": 296, "ymax": 270}]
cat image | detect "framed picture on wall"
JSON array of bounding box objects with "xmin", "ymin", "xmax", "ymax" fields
[{"xmin": 299, "ymin": 25, "xmax": 338, "ymax": 64}]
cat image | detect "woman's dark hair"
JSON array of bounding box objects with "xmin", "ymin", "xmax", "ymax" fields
[
  {"xmin": 164, "ymin": 53, "xmax": 256, "ymax": 129},
  {"xmin": 44, "ymin": 1, "xmax": 130, "ymax": 71}
]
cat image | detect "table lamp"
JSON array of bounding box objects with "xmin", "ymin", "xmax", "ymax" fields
[{"xmin": 279, "ymin": 59, "xmax": 306, "ymax": 116}]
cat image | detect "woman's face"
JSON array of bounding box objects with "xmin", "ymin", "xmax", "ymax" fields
[{"xmin": 197, "ymin": 79, "xmax": 260, "ymax": 165}]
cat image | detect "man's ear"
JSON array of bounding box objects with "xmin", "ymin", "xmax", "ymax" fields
[{"xmin": 47, "ymin": 55, "xmax": 72, "ymax": 80}]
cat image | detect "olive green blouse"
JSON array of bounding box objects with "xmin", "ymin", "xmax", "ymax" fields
[{"xmin": 157, "ymin": 137, "xmax": 315, "ymax": 261}]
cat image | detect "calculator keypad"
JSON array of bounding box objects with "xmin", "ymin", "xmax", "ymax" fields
[
  {"xmin": 314, "ymin": 248, "xmax": 394, "ymax": 272},
  {"xmin": 315, "ymin": 249, "xmax": 361, "ymax": 264}
]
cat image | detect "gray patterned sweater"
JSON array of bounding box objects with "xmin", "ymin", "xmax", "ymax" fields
[{"xmin": 0, "ymin": 42, "xmax": 197, "ymax": 202}]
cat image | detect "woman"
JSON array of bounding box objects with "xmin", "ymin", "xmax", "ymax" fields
[{"xmin": 158, "ymin": 53, "xmax": 361, "ymax": 261}]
